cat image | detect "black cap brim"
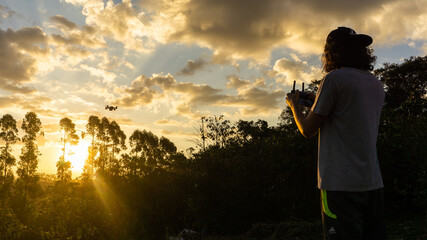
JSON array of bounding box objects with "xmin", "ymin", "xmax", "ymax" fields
[{"xmin": 351, "ymin": 34, "xmax": 373, "ymax": 46}]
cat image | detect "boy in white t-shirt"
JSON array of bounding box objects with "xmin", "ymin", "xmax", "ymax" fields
[{"xmin": 286, "ymin": 27, "xmax": 386, "ymax": 239}]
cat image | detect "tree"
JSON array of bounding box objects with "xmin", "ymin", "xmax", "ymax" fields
[
  {"xmin": 0, "ymin": 114, "xmax": 19, "ymax": 205},
  {"xmin": 374, "ymin": 55, "xmax": 427, "ymax": 215},
  {"xmin": 16, "ymin": 112, "xmax": 43, "ymax": 210},
  {"xmin": 126, "ymin": 130, "xmax": 180, "ymax": 176},
  {"xmin": 203, "ymin": 115, "xmax": 235, "ymax": 148},
  {"xmin": 82, "ymin": 115, "xmax": 100, "ymax": 180},
  {"xmin": 82, "ymin": 116, "xmax": 126, "ymax": 177},
  {"xmin": 129, "ymin": 130, "xmax": 159, "ymax": 172},
  {"xmin": 107, "ymin": 120, "xmax": 126, "ymax": 176},
  {"xmin": 97, "ymin": 117, "xmax": 111, "ymax": 175},
  {"xmin": 56, "ymin": 117, "xmax": 79, "ymax": 182}
]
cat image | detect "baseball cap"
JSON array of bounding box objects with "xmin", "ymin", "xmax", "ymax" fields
[{"xmin": 327, "ymin": 27, "xmax": 373, "ymax": 46}]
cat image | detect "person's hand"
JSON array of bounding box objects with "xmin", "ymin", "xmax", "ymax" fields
[{"xmin": 286, "ymin": 90, "xmax": 300, "ymax": 110}]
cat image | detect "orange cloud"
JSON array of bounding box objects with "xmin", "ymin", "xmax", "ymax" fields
[{"xmin": 113, "ymin": 73, "xmax": 285, "ymax": 118}]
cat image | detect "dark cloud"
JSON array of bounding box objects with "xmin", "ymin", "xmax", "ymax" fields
[
  {"xmin": 171, "ymin": 0, "xmax": 289, "ymax": 61},
  {"xmin": 0, "ymin": 27, "xmax": 48, "ymax": 93},
  {"xmin": 178, "ymin": 58, "xmax": 208, "ymax": 76},
  {"xmin": 49, "ymin": 29, "xmax": 106, "ymax": 50},
  {"xmin": 71, "ymin": 0, "xmax": 427, "ymax": 61},
  {"xmin": 50, "ymin": 15, "xmax": 77, "ymax": 30},
  {"xmin": 296, "ymin": 0, "xmax": 391, "ymax": 17}
]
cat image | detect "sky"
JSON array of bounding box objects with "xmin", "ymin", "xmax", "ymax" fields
[{"xmin": 1, "ymin": 0, "xmax": 426, "ymax": 176}]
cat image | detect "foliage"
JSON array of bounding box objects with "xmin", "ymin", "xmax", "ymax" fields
[{"xmin": 374, "ymin": 55, "xmax": 427, "ymax": 215}]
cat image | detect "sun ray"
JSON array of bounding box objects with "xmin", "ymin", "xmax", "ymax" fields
[{"xmin": 66, "ymin": 139, "xmax": 91, "ymax": 174}]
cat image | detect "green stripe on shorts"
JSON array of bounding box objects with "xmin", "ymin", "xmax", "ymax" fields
[{"xmin": 322, "ymin": 190, "xmax": 337, "ymax": 219}]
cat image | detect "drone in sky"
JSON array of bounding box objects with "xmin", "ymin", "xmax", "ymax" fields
[{"xmin": 105, "ymin": 105, "xmax": 118, "ymax": 111}]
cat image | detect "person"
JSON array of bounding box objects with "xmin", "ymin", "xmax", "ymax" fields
[{"xmin": 285, "ymin": 26, "xmax": 386, "ymax": 239}]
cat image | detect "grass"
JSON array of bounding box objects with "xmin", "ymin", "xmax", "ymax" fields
[
  {"xmin": 200, "ymin": 213, "xmax": 426, "ymax": 240},
  {"xmin": 386, "ymin": 213, "xmax": 427, "ymax": 240}
]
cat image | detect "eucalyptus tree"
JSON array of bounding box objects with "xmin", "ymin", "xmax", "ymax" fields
[
  {"xmin": 96, "ymin": 117, "xmax": 111, "ymax": 175},
  {"xmin": 82, "ymin": 115, "xmax": 100, "ymax": 180},
  {"xmin": 159, "ymin": 136, "xmax": 177, "ymax": 166},
  {"xmin": 16, "ymin": 112, "xmax": 43, "ymax": 209},
  {"xmin": 205, "ymin": 115, "xmax": 235, "ymax": 148},
  {"xmin": 56, "ymin": 117, "xmax": 79, "ymax": 182},
  {"xmin": 127, "ymin": 130, "xmax": 182, "ymax": 176},
  {"xmin": 130, "ymin": 130, "xmax": 160, "ymax": 167},
  {"xmin": 107, "ymin": 120, "xmax": 126, "ymax": 176},
  {"xmin": 83, "ymin": 116, "xmax": 126, "ymax": 177},
  {"xmin": 0, "ymin": 114, "xmax": 19, "ymax": 205}
]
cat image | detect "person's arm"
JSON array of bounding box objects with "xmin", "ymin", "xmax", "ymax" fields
[{"xmin": 286, "ymin": 91, "xmax": 326, "ymax": 138}]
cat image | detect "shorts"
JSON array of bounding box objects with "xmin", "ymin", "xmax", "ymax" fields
[{"xmin": 321, "ymin": 188, "xmax": 387, "ymax": 240}]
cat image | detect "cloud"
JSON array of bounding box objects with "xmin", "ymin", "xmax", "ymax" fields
[
  {"xmin": 50, "ymin": 15, "xmax": 77, "ymax": 30},
  {"xmin": 80, "ymin": 64, "xmax": 117, "ymax": 83},
  {"xmin": 363, "ymin": 0, "xmax": 427, "ymax": 46},
  {"xmin": 226, "ymin": 75, "xmax": 250, "ymax": 89},
  {"xmin": 220, "ymin": 87, "xmax": 285, "ymax": 115},
  {"xmin": 178, "ymin": 58, "xmax": 208, "ymax": 76},
  {"xmin": 422, "ymin": 43, "xmax": 427, "ymax": 55},
  {"xmin": 0, "ymin": 94, "xmax": 52, "ymax": 111},
  {"xmin": 114, "ymin": 73, "xmax": 285, "ymax": 118},
  {"xmin": 0, "ymin": 27, "xmax": 48, "ymax": 93},
  {"xmin": 42, "ymin": 123, "xmax": 61, "ymax": 133},
  {"xmin": 65, "ymin": 0, "xmax": 427, "ymax": 63},
  {"xmin": 0, "ymin": 4, "xmax": 16, "ymax": 22},
  {"xmin": 113, "ymin": 73, "xmax": 223, "ymax": 109},
  {"xmin": 161, "ymin": 129, "xmax": 197, "ymax": 138},
  {"xmin": 48, "ymin": 15, "xmax": 106, "ymax": 50},
  {"xmin": 155, "ymin": 118, "xmax": 181, "ymax": 126},
  {"xmin": 64, "ymin": 0, "xmax": 154, "ymax": 52},
  {"xmin": 169, "ymin": 0, "xmax": 290, "ymax": 62},
  {"xmin": 272, "ymin": 55, "xmax": 322, "ymax": 85},
  {"xmin": 253, "ymin": 78, "xmax": 267, "ymax": 88}
]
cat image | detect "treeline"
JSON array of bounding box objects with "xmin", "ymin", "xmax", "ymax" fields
[{"xmin": 0, "ymin": 56, "xmax": 426, "ymax": 239}]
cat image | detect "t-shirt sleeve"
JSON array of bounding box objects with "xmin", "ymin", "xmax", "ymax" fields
[{"xmin": 311, "ymin": 75, "xmax": 338, "ymax": 116}]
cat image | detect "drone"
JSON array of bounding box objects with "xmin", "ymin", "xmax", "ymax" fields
[{"xmin": 105, "ymin": 105, "xmax": 118, "ymax": 111}]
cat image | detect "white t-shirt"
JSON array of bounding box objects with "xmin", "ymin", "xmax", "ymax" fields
[{"xmin": 312, "ymin": 67, "xmax": 385, "ymax": 191}]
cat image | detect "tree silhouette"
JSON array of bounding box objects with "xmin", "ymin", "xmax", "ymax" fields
[
  {"xmin": 129, "ymin": 130, "xmax": 159, "ymax": 172},
  {"xmin": 0, "ymin": 114, "xmax": 19, "ymax": 206},
  {"xmin": 107, "ymin": 120, "xmax": 126, "ymax": 176},
  {"xmin": 16, "ymin": 112, "xmax": 43, "ymax": 211},
  {"xmin": 82, "ymin": 116, "xmax": 127, "ymax": 177},
  {"xmin": 203, "ymin": 115, "xmax": 235, "ymax": 148},
  {"xmin": 375, "ymin": 55, "xmax": 427, "ymax": 215},
  {"xmin": 82, "ymin": 115, "xmax": 100, "ymax": 180},
  {"xmin": 56, "ymin": 117, "xmax": 79, "ymax": 182},
  {"xmin": 97, "ymin": 117, "xmax": 111, "ymax": 175}
]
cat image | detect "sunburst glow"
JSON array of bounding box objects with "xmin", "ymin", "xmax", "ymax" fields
[{"xmin": 67, "ymin": 140, "xmax": 91, "ymax": 173}]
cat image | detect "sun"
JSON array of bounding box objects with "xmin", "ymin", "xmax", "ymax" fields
[{"xmin": 67, "ymin": 139, "xmax": 91, "ymax": 173}]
